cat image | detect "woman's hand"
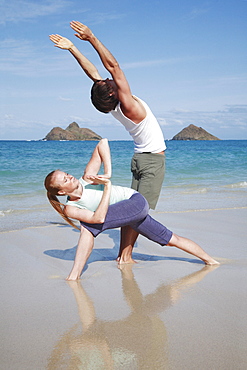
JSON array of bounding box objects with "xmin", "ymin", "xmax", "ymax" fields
[
  {"xmin": 49, "ymin": 34, "xmax": 74, "ymax": 50},
  {"xmin": 66, "ymin": 175, "xmax": 111, "ymax": 224},
  {"xmin": 86, "ymin": 175, "xmax": 111, "ymax": 185}
]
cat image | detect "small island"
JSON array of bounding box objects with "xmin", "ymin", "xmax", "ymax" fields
[
  {"xmin": 172, "ymin": 124, "xmax": 220, "ymax": 141},
  {"xmin": 43, "ymin": 122, "xmax": 102, "ymax": 141}
]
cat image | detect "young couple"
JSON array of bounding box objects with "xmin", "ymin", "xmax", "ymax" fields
[{"xmin": 46, "ymin": 22, "xmax": 218, "ymax": 279}]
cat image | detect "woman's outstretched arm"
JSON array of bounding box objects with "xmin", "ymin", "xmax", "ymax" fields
[
  {"xmin": 65, "ymin": 178, "xmax": 112, "ymax": 279},
  {"xmin": 66, "ymin": 227, "xmax": 95, "ymax": 280},
  {"xmin": 83, "ymin": 138, "xmax": 112, "ymax": 181}
]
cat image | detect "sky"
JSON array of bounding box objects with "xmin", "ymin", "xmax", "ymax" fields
[{"xmin": 0, "ymin": 0, "xmax": 247, "ymax": 140}]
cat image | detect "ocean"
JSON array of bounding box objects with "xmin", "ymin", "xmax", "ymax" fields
[{"xmin": 1, "ymin": 140, "xmax": 247, "ymax": 232}]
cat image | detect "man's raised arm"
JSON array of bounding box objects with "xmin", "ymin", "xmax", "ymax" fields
[
  {"xmin": 70, "ymin": 22, "xmax": 145, "ymax": 120},
  {"xmin": 70, "ymin": 22, "xmax": 124, "ymax": 83},
  {"xmin": 49, "ymin": 34, "xmax": 102, "ymax": 82}
]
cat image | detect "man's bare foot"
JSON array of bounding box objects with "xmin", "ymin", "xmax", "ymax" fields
[{"xmin": 117, "ymin": 256, "xmax": 137, "ymax": 265}]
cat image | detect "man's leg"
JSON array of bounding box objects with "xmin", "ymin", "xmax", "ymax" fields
[
  {"xmin": 117, "ymin": 153, "xmax": 165, "ymax": 263},
  {"xmin": 117, "ymin": 226, "xmax": 139, "ymax": 264},
  {"xmin": 117, "ymin": 153, "xmax": 165, "ymax": 262},
  {"xmin": 117, "ymin": 154, "xmax": 141, "ymax": 263},
  {"xmin": 131, "ymin": 153, "xmax": 165, "ymax": 210}
]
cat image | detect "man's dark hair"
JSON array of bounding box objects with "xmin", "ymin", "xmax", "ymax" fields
[{"xmin": 91, "ymin": 80, "xmax": 119, "ymax": 113}]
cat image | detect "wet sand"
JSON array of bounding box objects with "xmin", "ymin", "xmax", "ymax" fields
[{"xmin": 1, "ymin": 207, "xmax": 247, "ymax": 369}]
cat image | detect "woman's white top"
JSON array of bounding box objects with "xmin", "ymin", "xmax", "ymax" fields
[{"xmin": 66, "ymin": 178, "xmax": 135, "ymax": 212}]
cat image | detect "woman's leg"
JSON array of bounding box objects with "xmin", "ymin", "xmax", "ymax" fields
[
  {"xmin": 131, "ymin": 214, "xmax": 173, "ymax": 246},
  {"xmin": 167, "ymin": 233, "xmax": 219, "ymax": 265},
  {"xmin": 80, "ymin": 193, "xmax": 149, "ymax": 237},
  {"xmin": 80, "ymin": 193, "xmax": 219, "ymax": 266},
  {"xmin": 130, "ymin": 214, "xmax": 219, "ymax": 265}
]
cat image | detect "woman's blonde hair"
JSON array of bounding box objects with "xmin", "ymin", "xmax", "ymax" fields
[{"xmin": 44, "ymin": 171, "xmax": 80, "ymax": 230}]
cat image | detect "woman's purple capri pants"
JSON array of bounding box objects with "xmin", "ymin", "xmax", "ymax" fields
[{"xmin": 80, "ymin": 193, "xmax": 173, "ymax": 246}]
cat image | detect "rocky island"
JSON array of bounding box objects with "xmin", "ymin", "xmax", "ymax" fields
[
  {"xmin": 43, "ymin": 122, "xmax": 102, "ymax": 141},
  {"xmin": 172, "ymin": 124, "xmax": 220, "ymax": 141}
]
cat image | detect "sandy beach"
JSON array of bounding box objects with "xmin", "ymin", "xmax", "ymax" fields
[{"xmin": 1, "ymin": 207, "xmax": 247, "ymax": 369}]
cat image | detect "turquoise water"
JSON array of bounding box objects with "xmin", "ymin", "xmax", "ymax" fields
[{"xmin": 1, "ymin": 140, "xmax": 246, "ymax": 231}]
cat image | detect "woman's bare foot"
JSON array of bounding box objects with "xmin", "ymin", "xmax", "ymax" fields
[
  {"xmin": 66, "ymin": 270, "xmax": 81, "ymax": 281},
  {"xmin": 204, "ymin": 258, "xmax": 220, "ymax": 266}
]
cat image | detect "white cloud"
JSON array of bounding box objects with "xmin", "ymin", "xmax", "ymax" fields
[
  {"xmin": 0, "ymin": 1, "xmax": 125, "ymax": 26},
  {"xmin": 4, "ymin": 114, "xmax": 14, "ymax": 119},
  {"xmin": 122, "ymin": 56, "xmax": 204, "ymax": 70},
  {"xmin": 0, "ymin": 37, "xmax": 77, "ymax": 77},
  {"xmin": 0, "ymin": 0, "xmax": 71, "ymax": 24},
  {"xmin": 58, "ymin": 96, "xmax": 73, "ymax": 101},
  {"xmin": 86, "ymin": 12, "xmax": 125, "ymax": 25},
  {"xmin": 0, "ymin": 38, "xmax": 43, "ymax": 76},
  {"xmin": 223, "ymin": 104, "xmax": 247, "ymax": 114},
  {"xmin": 207, "ymin": 75, "xmax": 247, "ymax": 88},
  {"xmin": 157, "ymin": 105, "xmax": 247, "ymax": 139},
  {"xmin": 182, "ymin": 4, "xmax": 211, "ymax": 21}
]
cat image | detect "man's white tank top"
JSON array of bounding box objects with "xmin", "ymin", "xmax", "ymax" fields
[{"xmin": 111, "ymin": 96, "xmax": 166, "ymax": 153}]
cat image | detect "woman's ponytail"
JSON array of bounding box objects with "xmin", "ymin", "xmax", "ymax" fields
[{"xmin": 45, "ymin": 171, "xmax": 80, "ymax": 230}]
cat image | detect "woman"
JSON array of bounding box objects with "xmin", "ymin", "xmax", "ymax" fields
[{"xmin": 45, "ymin": 139, "xmax": 219, "ymax": 280}]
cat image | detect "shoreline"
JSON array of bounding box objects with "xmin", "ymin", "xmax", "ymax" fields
[
  {"xmin": 0, "ymin": 204, "xmax": 247, "ymax": 234},
  {"xmin": 1, "ymin": 204, "xmax": 246, "ymax": 233},
  {"xmin": 1, "ymin": 138, "xmax": 247, "ymax": 235}
]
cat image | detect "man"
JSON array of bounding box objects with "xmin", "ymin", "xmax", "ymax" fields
[{"xmin": 49, "ymin": 22, "xmax": 166, "ymax": 263}]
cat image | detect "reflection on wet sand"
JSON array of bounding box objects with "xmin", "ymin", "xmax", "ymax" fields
[{"xmin": 47, "ymin": 265, "xmax": 218, "ymax": 369}]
